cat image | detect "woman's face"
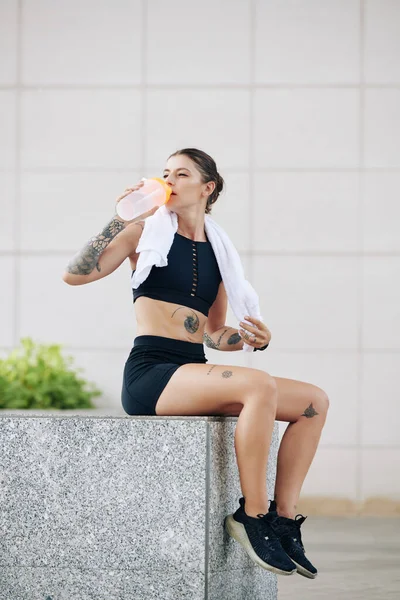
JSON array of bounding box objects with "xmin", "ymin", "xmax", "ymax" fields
[{"xmin": 162, "ymin": 155, "xmax": 212, "ymax": 206}]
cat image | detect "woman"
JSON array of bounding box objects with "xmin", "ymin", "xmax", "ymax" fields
[{"xmin": 63, "ymin": 147, "xmax": 329, "ymax": 579}]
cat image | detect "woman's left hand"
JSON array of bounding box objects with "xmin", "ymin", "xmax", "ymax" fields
[{"xmin": 238, "ymin": 315, "xmax": 271, "ymax": 348}]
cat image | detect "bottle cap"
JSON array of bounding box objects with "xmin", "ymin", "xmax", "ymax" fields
[{"xmin": 149, "ymin": 178, "xmax": 173, "ymax": 203}]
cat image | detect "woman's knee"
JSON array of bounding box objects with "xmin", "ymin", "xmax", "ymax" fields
[
  {"xmin": 313, "ymin": 387, "xmax": 330, "ymax": 419},
  {"xmin": 249, "ymin": 372, "xmax": 278, "ymax": 409}
]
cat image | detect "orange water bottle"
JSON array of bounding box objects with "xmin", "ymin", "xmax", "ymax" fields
[{"xmin": 116, "ymin": 177, "xmax": 172, "ymax": 222}]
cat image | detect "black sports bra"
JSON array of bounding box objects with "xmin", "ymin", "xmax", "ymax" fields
[{"xmin": 131, "ymin": 232, "xmax": 222, "ymax": 317}]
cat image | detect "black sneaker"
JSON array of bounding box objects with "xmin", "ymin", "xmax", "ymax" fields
[
  {"xmin": 224, "ymin": 497, "xmax": 297, "ymax": 576},
  {"xmin": 268, "ymin": 500, "xmax": 318, "ymax": 579}
]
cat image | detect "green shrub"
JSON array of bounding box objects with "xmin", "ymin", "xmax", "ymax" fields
[{"xmin": 0, "ymin": 338, "xmax": 101, "ymax": 410}]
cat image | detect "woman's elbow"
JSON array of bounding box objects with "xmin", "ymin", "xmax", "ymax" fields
[{"xmin": 62, "ymin": 272, "xmax": 79, "ymax": 285}]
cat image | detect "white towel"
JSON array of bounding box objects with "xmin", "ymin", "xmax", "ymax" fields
[{"xmin": 131, "ymin": 204, "xmax": 264, "ymax": 352}]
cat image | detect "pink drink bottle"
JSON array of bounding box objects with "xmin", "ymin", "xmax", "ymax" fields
[{"xmin": 116, "ymin": 177, "xmax": 172, "ymax": 222}]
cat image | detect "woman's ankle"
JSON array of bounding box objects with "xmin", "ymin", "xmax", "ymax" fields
[
  {"xmin": 276, "ymin": 504, "xmax": 296, "ymax": 520},
  {"xmin": 244, "ymin": 500, "xmax": 269, "ymax": 518}
]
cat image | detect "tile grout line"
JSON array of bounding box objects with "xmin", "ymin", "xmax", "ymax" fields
[
  {"xmin": 2, "ymin": 167, "xmax": 400, "ymax": 173},
  {"xmin": 140, "ymin": 0, "xmax": 147, "ymax": 175},
  {"xmin": 249, "ymin": 0, "xmax": 256, "ymax": 260},
  {"xmin": 13, "ymin": 0, "xmax": 22, "ymax": 348},
  {"xmin": 356, "ymin": 0, "xmax": 366, "ymax": 506},
  {"xmin": 1, "ymin": 83, "xmax": 400, "ymax": 90},
  {"xmin": 247, "ymin": 0, "xmax": 257, "ymax": 370}
]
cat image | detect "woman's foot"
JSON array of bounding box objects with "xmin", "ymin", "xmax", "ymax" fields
[
  {"xmin": 268, "ymin": 500, "xmax": 318, "ymax": 579},
  {"xmin": 224, "ymin": 497, "xmax": 297, "ymax": 576}
]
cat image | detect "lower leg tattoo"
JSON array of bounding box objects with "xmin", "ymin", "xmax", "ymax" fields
[{"xmin": 301, "ymin": 403, "xmax": 319, "ymax": 418}]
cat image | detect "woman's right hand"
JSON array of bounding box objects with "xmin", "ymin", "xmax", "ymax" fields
[{"xmin": 115, "ymin": 180, "xmax": 159, "ymax": 223}]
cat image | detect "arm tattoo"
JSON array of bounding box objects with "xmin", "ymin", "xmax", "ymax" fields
[
  {"xmin": 203, "ymin": 331, "xmax": 219, "ymax": 349},
  {"xmin": 66, "ymin": 216, "xmax": 125, "ymax": 275},
  {"xmin": 301, "ymin": 403, "xmax": 319, "ymax": 418},
  {"xmin": 203, "ymin": 328, "xmax": 230, "ymax": 349},
  {"xmin": 228, "ymin": 333, "xmax": 241, "ymax": 345},
  {"xmin": 171, "ymin": 307, "xmax": 200, "ymax": 334}
]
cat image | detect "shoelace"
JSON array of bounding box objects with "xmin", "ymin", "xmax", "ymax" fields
[
  {"xmin": 255, "ymin": 513, "xmax": 280, "ymax": 541},
  {"xmin": 270, "ymin": 513, "xmax": 307, "ymax": 551},
  {"xmin": 287, "ymin": 514, "xmax": 307, "ymax": 550}
]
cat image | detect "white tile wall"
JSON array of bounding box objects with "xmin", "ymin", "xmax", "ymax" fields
[
  {"xmin": 19, "ymin": 256, "xmax": 135, "ymax": 350},
  {"xmin": 21, "ymin": 90, "xmax": 143, "ymax": 169},
  {"xmin": 71, "ymin": 349, "xmax": 129, "ymax": 410},
  {"xmin": 255, "ymin": 0, "xmax": 360, "ymax": 84},
  {"xmin": 253, "ymin": 173, "xmax": 360, "ymax": 253},
  {"xmin": 361, "ymin": 354, "xmax": 400, "ymax": 446},
  {"xmin": 0, "ymin": 0, "xmax": 18, "ymax": 85},
  {"xmin": 147, "ymin": 0, "xmax": 251, "ymax": 85},
  {"xmin": 0, "ymin": 173, "xmax": 16, "ymax": 251},
  {"xmin": 0, "ymin": 91, "xmax": 17, "ymax": 170},
  {"xmin": 252, "ymin": 256, "xmax": 359, "ymax": 350},
  {"xmin": 0, "ymin": 258, "xmax": 15, "ymax": 347},
  {"xmin": 364, "ymin": 90, "xmax": 400, "ymax": 168},
  {"xmin": 363, "ymin": 258, "xmax": 400, "ymax": 349},
  {"xmin": 145, "ymin": 89, "xmax": 250, "ymax": 170},
  {"xmin": 1, "ymin": 1, "xmax": 399, "ymax": 502},
  {"xmin": 254, "ymin": 89, "xmax": 359, "ymax": 169},
  {"xmin": 361, "ymin": 448, "xmax": 400, "ymax": 498},
  {"xmin": 19, "ymin": 171, "xmax": 141, "ymax": 251},
  {"xmin": 364, "ymin": 0, "xmax": 400, "ymax": 84},
  {"xmin": 363, "ymin": 173, "xmax": 400, "ymax": 253},
  {"xmin": 21, "ymin": 0, "xmax": 143, "ymax": 85}
]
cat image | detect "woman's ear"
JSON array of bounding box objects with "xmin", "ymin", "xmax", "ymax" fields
[{"xmin": 204, "ymin": 181, "xmax": 216, "ymax": 197}]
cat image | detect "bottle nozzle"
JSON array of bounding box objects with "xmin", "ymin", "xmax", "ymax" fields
[{"xmin": 150, "ymin": 177, "xmax": 172, "ymax": 203}]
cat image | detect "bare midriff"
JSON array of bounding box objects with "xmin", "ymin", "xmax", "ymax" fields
[{"xmin": 129, "ymin": 254, "xmax": 208, "ymax": 344}]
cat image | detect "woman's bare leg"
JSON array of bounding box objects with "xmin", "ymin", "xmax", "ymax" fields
[
  {"xmin": 272, "ymin": 377, "xmax": 330, "ymax": 519},
  {"xmin": 154, "ymin": 364, "xmax": 280, "ymax": 517},
  {"xmin": 234, "ymin": 377, "xmax": 278, "ymax": 518}
]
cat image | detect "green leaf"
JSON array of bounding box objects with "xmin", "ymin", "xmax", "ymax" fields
[{"xmin": 0, "ymin": 338, "xmax": 102, "ymax": 410}]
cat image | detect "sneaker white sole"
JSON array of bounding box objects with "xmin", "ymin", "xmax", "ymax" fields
[
  {"xmin": 224, "ymin": 515, "xmax": 296, "ymax": 576},
  {"xmin": 291, "ymin": 559, "xmax": 318, "ymax": 579}
]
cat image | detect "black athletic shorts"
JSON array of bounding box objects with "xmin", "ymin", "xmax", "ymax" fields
[{"xmin": 121, "ymin": 335, "xmax": 208, "ymax": 416}]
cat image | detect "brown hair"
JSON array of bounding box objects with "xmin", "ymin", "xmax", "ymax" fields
[{"xmin": 168, "ymin": 148, "xmax": 224, "ymax": 214}]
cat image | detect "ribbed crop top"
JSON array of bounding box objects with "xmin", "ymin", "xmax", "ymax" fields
[{"xmin": 131, "ymin": 232, "xmax": 222, "ymax": 317}]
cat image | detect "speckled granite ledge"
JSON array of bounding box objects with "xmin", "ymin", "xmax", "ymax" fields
[{"xmin": 0, "ymin": 410, "xmax": 278, "ymax": 600}]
